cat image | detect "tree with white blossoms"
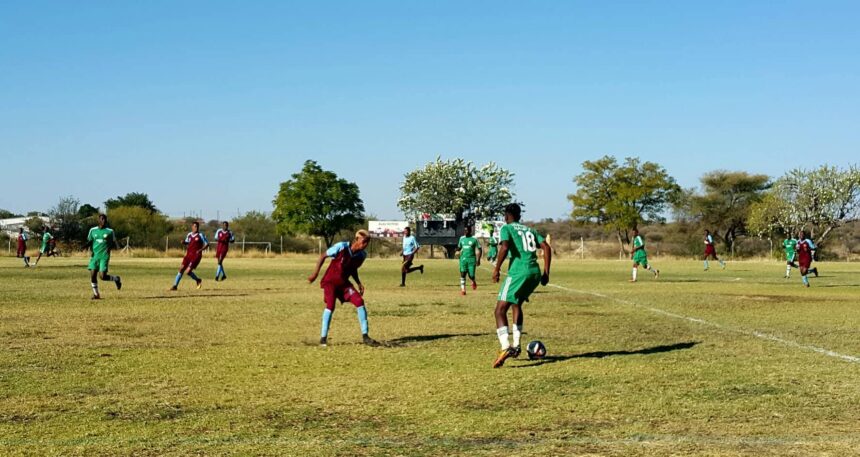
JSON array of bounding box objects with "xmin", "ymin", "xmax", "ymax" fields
[
  {"xmin": 748, "ymin": 165, "xmax": 860, "ymax": 246},
  {"xmin": 398, "ymin": 157, "xmax": 516, "ymax": 223}
]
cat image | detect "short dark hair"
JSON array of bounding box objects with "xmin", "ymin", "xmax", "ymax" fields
[
  {"xmin": 404, "ymin": 227, "xmax": 411, "ymax": 233},
  {"xmin": 504, "ymin": 203, "xmax": 521, "ymax": 221},
  {"xmin": 192, "ymin": 221, "xmax": 200, "ymax": 228}
]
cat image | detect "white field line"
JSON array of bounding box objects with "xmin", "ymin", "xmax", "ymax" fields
[{"xmin": 545, "ymin": 282, "xmax": 860, "ymax": 364}]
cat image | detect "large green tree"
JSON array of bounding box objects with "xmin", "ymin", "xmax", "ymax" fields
[
  {"xmin": 683, "ymin": 171, "xmax": 771, "ymax": 252},
  {"xmin": 105, "ymin": 192, "xmax": 158, "ymax": 213},
  {"xmin": 569, "ymin": 156, "xmax": 681, "ymax": 254},
  {"xmin": 748, "ymin": 165, "xmax": 860, "ymax": 246},
  {"xmin": 398, "ymin": 157, "xmax": 515, "ymax": 223},
  {"xmin": 272, "ymin": 160, "xmax": 365, "ymax": 247},
  {"xmin": 49, "ymin": 196, "xmax": 87, "ymax": 246}
]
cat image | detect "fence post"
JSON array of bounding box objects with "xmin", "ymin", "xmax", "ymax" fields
[
  {"xmin": 580, "ymin": 237, "xmax": 584, "ymax": 260},
  {"xmin": 165, "ymin": 236, "xmax": 169, "ymax": 253},
  {"xmin": 280, "ymin": 236, "xmax": 283, "ymax": 255},
  {"xmin": 243, "ymin": 236, "xmax": 246, "ymax": 254}
]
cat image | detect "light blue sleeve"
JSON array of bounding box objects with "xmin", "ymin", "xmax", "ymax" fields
[
  {"xmin": 807, "ymin": 240, "xmax": 816, "ymax": 250},
  {"xmin": 229, "ymin": 230, "xmax": 235, "ymax": 242},
  {"xmin": 185, "ymin": 232, "xmax": 192, "ymax": 244},
  {"xmin": 326, "ymin": 241, "xmax": 348, "ymax": 258},
  {"xmin": 200, "ymin": 233, "xmax": 209, "ymax": 244}
]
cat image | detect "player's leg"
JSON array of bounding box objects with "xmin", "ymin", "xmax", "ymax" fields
[
  {"xmin": 400, "ymin": 256, "xmax": 410, "ymax": 286},
  {"xmin": 172, "ymin": 261, "xmax": 188, "ymax": 290},
  {"xmin": 89, "ymin": 268, "xmax": 100, "ymax": 299},
  {"xmin": 320, "ymin": 287, "xmax": 337, "ymax": 346},
  {"xmin": 493, "ymin": 299, "xmax": 513, "ymax": 367},
  {"xmin": 799, "ymin": 265, "xmax": 810, "ymax": 287},
  {"xmin": 785, "ymin": 260, "xmax": 793, "ymax": 278},
  {"xmin": 459, "ymin": 268, "xmax": 467, "ymax": 295},
  {"xmin": 510, "ymin": 302, "xmax": 523, "ymax": 357},
  {"xmin": 703, "ymin": 253, "xmax": 709, "ymax": 271},
  {"xmin": 630, "ymin": 261, "xmax": 638, "ymax": 282},
  {"xmin": 99, "ymin": 259, "xmax": 121, "ymax": 290},
  {"xmin": 344, "ymin": 286, "xmax": 378, "ymax": 346},
  {"xmin": 33, "ymin": 251, "xmax": 43, "ymax": 266},
  {"xmin": 469, "ymin": 262, "xmax": 477, "ymax": 290}
]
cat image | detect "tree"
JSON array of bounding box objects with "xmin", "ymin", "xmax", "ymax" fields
[
  {"xmin": 232, "ymin": 211, "xmax": 278, "ymax": 242},
  {"xmin": 398, "ymin": 157, "xmax": 515, "ymax": 222},
  {"xmin": 685, "ymin": 171, "xmax": 770, "ymax": 252},
  {"xmin": 78, "ymin": 204, "xmax": 100, "ymax": 218},
  {"xmin": 748, "ymin": 165, "xmax": 860, "ymax": 246},
  {"xmin": 108, "ymin": 206, "xmax": 171, "ymax": 249},
  {"xmin": 0, "ymin": 209, "xmax": 20, "ymax": 219},
  {"xmin": 49, "ymin": 196, "xmax": 87, "ymax": 246},
  {"xmin": 272, "ymin": 160, "xmax": 365, "ymax": 247},
  {"xmin": 569, "ymin": 156, "xmax": 681, "ymax": 254},
  {"xmin": 105, "ymin": 192, "xmax": 158, "ymax": 213}
]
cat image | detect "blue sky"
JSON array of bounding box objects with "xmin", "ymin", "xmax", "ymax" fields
[{"xmin": 2, "ymin": 1, "xmax": 858, "ymax": 221}]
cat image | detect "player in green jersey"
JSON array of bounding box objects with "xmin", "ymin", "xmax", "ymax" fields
[
  {"xmin": 486, "ymin": 226, "xmax": 498, "ymax": 264},
  {"xmin": 32, "ymin": 226, "xmax": 54, "ymax": 267},
  {"xmin": 630, "ymin": 228, "xmax": 659, "ymax": 282},
  {"xmin": 783, "ymin": 237, "xmax": 798, "ymax": 278},
  {"xmin": 85, "ymin": 214, "xmax": 122, "ymax": 299},
  {"xmin": 455, "ymin": 225, "xmax": 482, "ymax": 295},
  {"xmin": 491, "ymin": 203, "xmax": 552, "ymax": 368}
]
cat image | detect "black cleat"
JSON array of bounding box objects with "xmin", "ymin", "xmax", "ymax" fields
[
  {"xmin": 511, "ymin": 346, "xmax": 522, "ymax": 358},
  {"xmin": 221, "ymin": 274, "xmax": 227, "ymax": 281},
  {"xmin": 320, "ymin": 336, "xmax": 328, "ymax": 347},
  {"xmin": 813, "ymin": 268, "xmax": 819, "ymax": 277},
  {"xmin": 169, "ymin": 285, "xmax": 178, "ymax": 291},
  {"xmin": 91, "ymin": 294, "xmax": 101, "ymax": 300},
  {"xmin": 419, "ymin": 265, "xmax": 424, "ymax": 274},
  {"xmin": 115, "ymin": 276, "xmax": 122, "ymax": 290},
  {"xmin": 362, "ymin": 334, "xmax": 381, "ymax": 347}
]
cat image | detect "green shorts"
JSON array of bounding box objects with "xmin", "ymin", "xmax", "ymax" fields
[
  {"xmin": 88, "ymin": 255, "xmax": 110, "ymax": 272},
  {"xmin": 459, "ymin": 259, "xmax": 476, "ymax": 278},
  {"xmin": 40, "ymin": 244, "xmax": 49, "ymax": 254},
  {"xmin": 497, "ymin": 269, "xmax": 541, "ymax": 304},
  {"xmin": 487, "ymin": 247, "xmax": 498, "ymax": 259},
  {"xmin": 633, "ymin": 252, "xmax": 649, "ymax": 267}
]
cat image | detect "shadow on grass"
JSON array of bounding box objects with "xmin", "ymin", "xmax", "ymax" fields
[
  {"xmin": 511, "ymin": 341, "xmax": 700, "ymax": 368},
  {"xmin": 139, "ymin": 293, "xmax": 251, "ymax": 299},
  {"xmin": 385, "ymin": 332, "xmax": 486, "ymax": 346}
]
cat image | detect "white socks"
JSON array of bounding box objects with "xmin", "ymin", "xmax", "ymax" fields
[
  {"xmin": 496, "ymin": 326, "xmax": 510, "ymax": 350},
  {"xmin": 460, "ymin": 277, "xmax": 466, "ymax": 291},
  {"xmin": 632, "ymin": 268, "xmax": 638, "ymax": 281},
  {"xmin": 512, "ymin": 325, "xmax": 522, "ymax": 348},
  {"xmin": 91, "ymin": 283, "xmax": 99, "ymax": 295}
]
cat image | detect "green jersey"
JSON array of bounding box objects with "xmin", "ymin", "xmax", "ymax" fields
[
  {"xmin": 88, "ymin": 226, "xmax": 117, "ymax": 258},
  {"xmin": 458, "ymin": 236, "xmax": 480, "ymax": 262},
  {"xmin": 783, "ymin": 238, "xmax": 797, "ymax": 260},
  {"xmin": 499, "ymin": 222, "xmax": 545, "ymax": 273},
  {"xmin": 41, "ymin": 232, "xmax": 52, "ymax": 247}
]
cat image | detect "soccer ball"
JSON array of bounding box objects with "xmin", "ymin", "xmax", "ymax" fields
[{"xmin": 526, "ymin": 340, "xmax": 546, "ymax": 360}]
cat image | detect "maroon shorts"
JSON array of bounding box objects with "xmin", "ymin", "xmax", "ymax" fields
[
  {"xmin": 215, "ymin": 247, "xmax": 229, "ymax": 260},
  {"xmin": 704, "ymin": 245, "xmax": 716, "ymax": 257},
  {"xmin": 17, "ymin": 245, "xmax": 26, "ymax": 257},
  {"xmin": 181, "ymin": 254, "xmax": 202, "ymax": 271},
  {"xmin": 798, "ymin": 253, "xmax": 812, "ymax": 269},
  {"xmin": 321, "ymin": 282, "xmax": 364, "ymax": 311}
]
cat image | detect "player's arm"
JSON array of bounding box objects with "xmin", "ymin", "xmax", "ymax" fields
[
  {"xmin": 199, "ymin": 234, "xmax": 209, "ymax": 253},
  {"xmin": 350, "ymin": 270, "xmax": 364, "ymax": 295},
  {"xmin": 492, "ymin": 240, "xmax": 510, "ymax": 283},
  {"xmin": 476, "ymin": 245, "xmax": 482, "ymax": 266},
  {"xmin": 229, "ymin": 230, "xmax": 235, "ymax": 243},
  {"xmin": 84, "ymin": 230, "xmax": 93, "ymax": 252},
  {"xmin": 540, "ymin": 240, "xmax": 552, "ymax": 285},
  {"xmin": 308, "ymin": 252, "xmax": 328, "ymax": 283}
]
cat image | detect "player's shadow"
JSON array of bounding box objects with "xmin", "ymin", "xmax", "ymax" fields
[
  {"xmin": 385, "ymin": 332, "xmax": 485, "ymax": 347},
  {"xmin": 511, "ymin": 341, "xmax": 700, "ymax": 368}
]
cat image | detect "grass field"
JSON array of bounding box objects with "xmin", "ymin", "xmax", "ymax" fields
[{"xmin": 1, "ymin": 255, "xmax": 859, "ymax": 456}]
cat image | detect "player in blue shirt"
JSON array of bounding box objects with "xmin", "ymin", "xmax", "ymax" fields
[
  {"xmin": 400, "ymin": 227, "xmax": 423, "ymax": 287},
  {"xmin": 703, "ymin": 229, "xmax": 726, "ymax": 270}
]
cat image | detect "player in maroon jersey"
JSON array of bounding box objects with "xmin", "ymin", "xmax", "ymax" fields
[
  {"xmin": 214, "ymin": 221, "xmax": 235, "ymax": 281},
  {"xmin": 16, "ymin": 228, "xmax": 31, "ymax": 267},
  {"xmin": 796, "ymin": 230, "xmax": 818, "ymax": 287},
  {"xmin": 307, "ymin": 230, "xmax": 380, "ymax": 347},
  {"xmin": 170, "ymin": 221, "xmax": 209, "ymax": 290}
]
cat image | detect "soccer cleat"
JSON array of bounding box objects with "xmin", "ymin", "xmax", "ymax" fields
[
  {"xmin": 399, "ymin": 283, "xmax": 405, "ymax": 287},
  {"xmin": 362, "ymin": 334, "xmax": 381, "ymax": 347},
  {"xmin": 169, "ymin": 286, "xmax": 178, "ymax": 291},
  {"xmin": 704, "ymin": 267, "xmax": 709, "ymax": 271},
  {"xmin": 196, "ymin": 279, "xmax": 203, "ymax": 290},
  {"xmin": 510, "ymin": 346, "xmax": 522, "ymax": 358},
  {"xmin": 460, "ymin": 290, "xmax": 466, "ymax": 296},
  {"xmin": 493, "ymin": 347, "xmax": 515, "ymax": 368},
  {"xmin": 91, "ymin": 294, "xmax": 101, "ymax": 300},
  {"xmin": 419, "ymin": 265, "xmax": 424, "ymax": 274},
  {"xmin": 471, "ymin": 281, "xmax": 477, "ymax": 290},
  {"xmin": 221, "ymin": 274, "xmax": 226, "ymax": 281},
  {"xmin": 721, "ymin": 263, "xmax": 726, "ymax": 270},
  {"xmin": 115, "ymin": 276, "xmax": 122, "ymax": 290},
  {"xmin": 320, "ymin": 336, "xmax": 328, "ymax": 347},
  {"xmin": 813, "ymin": 268, "xmax": 819, "ymax": 277},
  {"xmin": 654, "ymin": 269, "xmax": 660, "ymax": 279},
  {"xmin": 214, "ymin": 276, "xmax": 220, "ymax": 282},
  {"xmin": 629, "ymin": 279, "xmax": 637, "ymax": 283}
]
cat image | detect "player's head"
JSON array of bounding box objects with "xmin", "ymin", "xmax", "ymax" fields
[
  {"xmin": 222, "ymin": 221, "xmax": 229, "ymax": 229},
  {"xmin": 18, "ymin": 227, "xmax": 23, "ymax": 233},
  {"xmin": 352, "ymin": 229, "xmax": 371, "ymax": 251},
  {"xmin": 704, "ymin": 229, "xmax": 710, "ymax": 235},
  {"xmin": 404, "ymin": 227, "xmax": 411, "ymax": 236},
  {"xmin": 504, "ymin": 203, "xmax": 521, "ymax": 223},
  {"xmin": 191, "ymin": 221, "xmax": 199, "ymax": 233},
  {"xmin": 632, "ymin": 227, "xmax": 639, "ymax": 236},
  {"xmin": 465, "ymin": 225, "xmax": 473, "ymax": 236},
  {"xmin": 98, "ymin": 214, "xmax": 107, "ymax": 228}
]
